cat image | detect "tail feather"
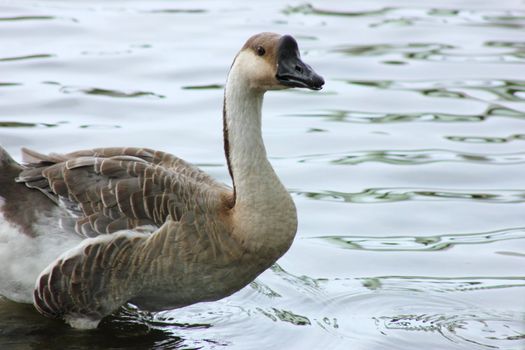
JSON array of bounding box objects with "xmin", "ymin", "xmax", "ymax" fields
[
  {"xmin": 0, "ymin": 146, "xmax": 21, "ymax": 170},
  {"xmin": 0, "ymin": 146, "xmax": 59, "ymax": 237},
  {"xmin": 21, "ymin": 147, "xmax": 68, "ymax": 164}
]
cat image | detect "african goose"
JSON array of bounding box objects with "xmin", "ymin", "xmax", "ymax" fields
[{"xmin": 0, "ymin": 32, "xmax": 324, "ymax": 329}]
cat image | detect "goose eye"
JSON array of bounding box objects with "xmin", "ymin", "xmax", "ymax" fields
[{"xmin": 256, "ymin": 46, "xmax": 266, "ymax": 56}]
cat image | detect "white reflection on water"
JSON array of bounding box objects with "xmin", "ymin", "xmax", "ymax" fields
[{"xmin": 1, "ymin": 0, "xmax": 524, "ymax": 349}]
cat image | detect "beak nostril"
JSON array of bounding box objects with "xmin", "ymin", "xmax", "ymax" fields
[{"xmin": 295, "ymin": 65, "xmax": 303, "ymax": 73}]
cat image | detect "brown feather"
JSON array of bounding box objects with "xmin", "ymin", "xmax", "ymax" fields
[{"xmin": 16, "ymin": 147, "xmax": 231, "ymax": 238}]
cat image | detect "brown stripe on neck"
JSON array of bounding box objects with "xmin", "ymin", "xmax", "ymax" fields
[{"xmin": 222, "ymin": 94, "xmax": 236, "ymax": 207}]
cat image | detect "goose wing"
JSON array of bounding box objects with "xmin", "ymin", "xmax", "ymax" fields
[
  {"xmin": 32, "ymin": 229, "xmax": 151, "ymax": 327},
  {"xmin": 17, "ymin": 147, "xmax": 231, "ymax": 237},
  {"xmin": 33, "ymin": 215, "xmax": 243, "ymax": 328}
]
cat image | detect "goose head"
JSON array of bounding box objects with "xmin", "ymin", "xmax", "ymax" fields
[{"xmin": 232, "ymin": 32, "xmax": 324, "ymax": 92}]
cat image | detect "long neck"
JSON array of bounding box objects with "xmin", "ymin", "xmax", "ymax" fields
[
  {"xmin": 224, "ymin": 73, "xmax": 266, "ymax": 205},
  {"xmin": 222, "ymin": 59, "xmax": 297, "ymax": 258}
]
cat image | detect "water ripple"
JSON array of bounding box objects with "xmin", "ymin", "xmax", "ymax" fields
[
  {"xmin": 358, "ymin": 275, "xmax": 525, "ymax": 294},
  {"xmin": 0, "ymin": 82, "xmax": 21, "ymax": 87},
  {"xmin": 295, "ymin": 105, "xmax": 524, "ymax": 123},
  {"xmin": 314, "ymin": 227, "xmax": 525, "ymax": 252},
  {"xmin": 296, "ymin": 149, "xmax": 525, "ymax": 165},
  {"xmin": 290, "ymin": 4, "xmax": 525, "ymax": 32},
  {"xmin": 269, "ymin": 264, "xmax": 325, "ymax": 299},
  {"xmin": 0, "ymin": 54, "xmax": 54, "ymax": 62},
  {"xmin": 348, "ymin": 79, "xmax": 525, "ymax": 102},
  {"xmin": 259, "ymin": 308, "xmax": 312, "ymax": 326},
  {"xmin": 150, "ymin": 304, "xmax": 248, "ymax": 348},
  {"xmin": 285, "ymin": 272, "xmax": 525, "ymax": 349},
  {"xmin": 0, "ymin": 15, "xmax": 77, "ymax": 23},
  {"xmin": 337, "ymin": 41, "xmax": 525, "ymax": 63},
  {"xmin": 0, "ymin": 121, "xmax": 121, "ymax": 130},
  {"xmin": 376, "ymin": 311, "xmax": 525, "ymax": 349},
  {"xmin": 0, "ymin": 301, "xmax": 182, "ymax": 350},
  {"xmin": 182, "ymin": 84, "xmax": 223, "ymax": 90},
  {"xmin": 446, "ymin": 134, "xmax": 525, "ymax": 144},
  {"xmin": 338, "ymin": 42, "xmax": 452, "ymax": 57},
  {"xmin": 146, "ymin": 9, "xmax": 207, "ymax": 14},
  {"xmin": 89, "ymin": 271, "xmax": 525, "ymax": 349},
  {"xmin": 316, "ymin": 276, "xmax": 525, "ymax": 348},
  {"xmin": 60, "ymin": 86, "xmax": 165, "ymax": 99},
  {"xmin": 45, "ymin": 80, "xmax": 165, "ymax": 99},
  {"xmin": 80, "ymin": 43, "xmax": 151, "ymax": 57},
  {"xmin": 0, "ymin": 121, "xmax": 58, "ymax": 128},
  {"xmin": 284, "ymin": 4, "xmax": 393, "ymax": 17},
  {"xmin": 294, "ymin": 188, "xmax": 525, "ymax": 204},
  {"xmin": 0, "ymin": 16, "xmax": 55, "ymax": 22}
]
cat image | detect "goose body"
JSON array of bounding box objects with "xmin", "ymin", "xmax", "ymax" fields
[{"xmin": 0, "ymin": 33, "xmax": 324, "ymax": 329}]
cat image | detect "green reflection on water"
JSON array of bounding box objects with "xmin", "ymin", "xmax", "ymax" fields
[
  {"xmin": 0, "ymin": 121, "xmax": 57, "ymax": 128},
  {"xmin": 487, "ymin": 41, "xmax": 525, "ymax": 50},
  {"xmin": 60, "ymin": 86, "xmax": 165, "ymax": 99},
  {"xmin": 250, "ymin": 281, "xmax": 282, "ymax": 298},
  {"xmin": 292, "ymin": 110, "xmax": 479, "ymax": 123},
  {"xmin": 427, "ymin": 8, "xmax": 460, "ymax": 17},
  {"xmin": 147, "ymin": 9, "xmax": 206, "ymax": 14},
  {"xmin": 381, "ymin": 60, "xmax": 407, "ymax": 65},
  {"xmin": 182, "ymin": 84, "xmax": 223, "ymax": 90},
  {"xmin": 0, "ymin": 16, "xmax": 55, "ymax": 21},
  {"xmin": 297, "ymin": 149, "xmax": 525, "ymax": 165},
  {"xmin": 271, "ymin": 308, "xmax": 311, "ymax": 326},
  {"xmin": 347, "ymin": 79, "xmax": 525, "ymax": 102},
  {"xmin": 315, "ymin": 227, "xmax": 525, "ymax": 252},
  {"xmin": 422, "ymin": 88, "xmax": 468, "ymax": 99},
  {"xmin": 362, "ymin": 278, "xmax": 382, "ymax": 290},
  {"xmin": 256, "ymin": 305, "xmax": 314, "ymax": 327},
  {"xmin": 337, "ymin": 41, "xmax": 525, "ymax": 63},
  {"xmin": 295, "ymin": 188, "xmax": 525, "ymax": 204},
  {"xmin": 79, "ymin": 124, "xmax": 121, "ymax": 129},
  {"xmin": 376, "ymin": 309, "xmax": 525, "ymax": 349},
  {"xmin": 293, "ymin": 108, "xmax": 524, "ymax": 123},
  {"xmin": 445, "ymin": 134, "xmax": 525, "ymax": 144},
  {"xmin": 283, "ymin": 4, "xmax": 393, "ymax": 17},
  {"xmin": 0, "ymin": 54, "xmax": 54, "ymax": 62},
  {"xmin": 307, "ymin": 128, "xmax": 328, "ymax": 133},
  {"xmin": 338, "ymin": 43, "xmax": 453, "ymax": 57}
]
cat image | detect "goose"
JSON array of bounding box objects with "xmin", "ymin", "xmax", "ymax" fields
[{"xmin": 0, "ymin": 32, "xmax": 324, "ymax": 329}]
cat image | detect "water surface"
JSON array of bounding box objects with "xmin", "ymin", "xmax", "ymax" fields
[{"xmin": 0, "ymin": 0, "xmax": 524, "ymax": 349}]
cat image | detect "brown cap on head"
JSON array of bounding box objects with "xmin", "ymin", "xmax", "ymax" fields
[{"xmin": 237, "ymin": 32, "xmax": 324, "ymax": 91}]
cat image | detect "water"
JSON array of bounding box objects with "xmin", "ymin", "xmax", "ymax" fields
[{"xmin": 1, "ymin": 0, "xmax": 524, "ymax": 349}]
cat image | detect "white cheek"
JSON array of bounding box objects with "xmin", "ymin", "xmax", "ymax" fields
[{"xmin": 235, "ymin": 51, "xmax": 279, "ymax": 90}]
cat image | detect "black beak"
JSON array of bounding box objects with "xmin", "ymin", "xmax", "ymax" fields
[{"xmin": 275, "ymin": 35, "xmax": 324, "ymax": 91}]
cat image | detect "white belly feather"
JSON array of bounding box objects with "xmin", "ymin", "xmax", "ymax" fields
[{"xmin": 0, "ymin": 199, "xmax": 81, "ymax": 303}]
